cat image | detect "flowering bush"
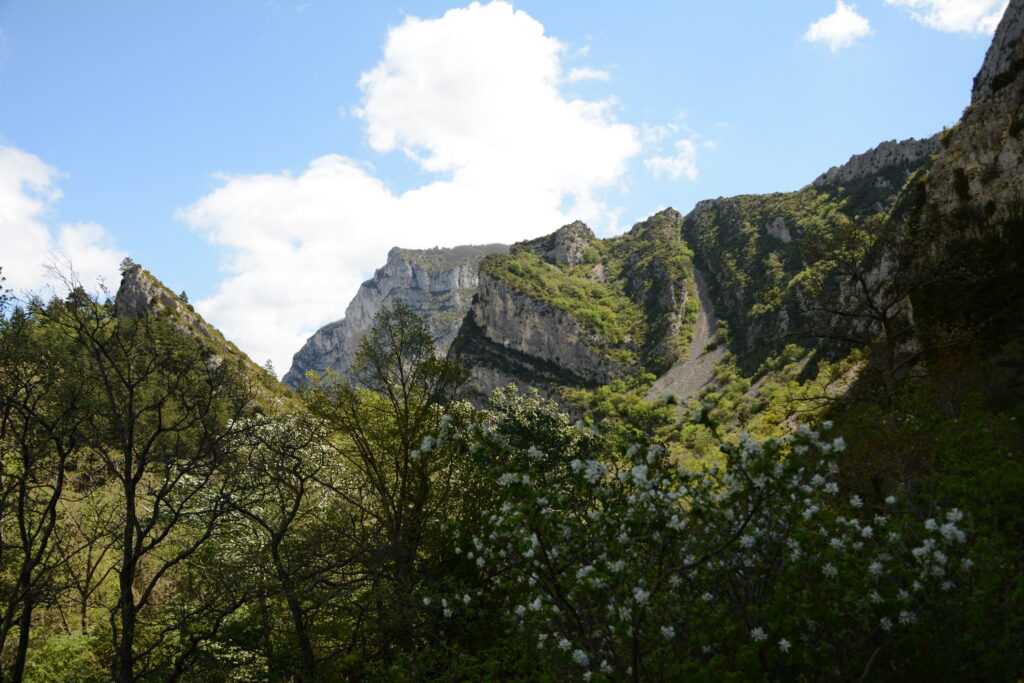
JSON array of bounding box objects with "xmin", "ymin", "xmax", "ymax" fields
[{"xmin": 434, "ymin": 402, "xmax": 972, "ymax": 680}]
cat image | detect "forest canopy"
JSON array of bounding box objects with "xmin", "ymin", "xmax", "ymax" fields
[{"xmin": 0, "ymin": 282, "xmax": 1019, "ymax": 681}]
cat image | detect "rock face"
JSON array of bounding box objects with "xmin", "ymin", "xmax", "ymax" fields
[
  {"xmin": 450, "ymin": 210, "xmax": 692, "ymax": 403},
  {"xmin": 923, "ymin": 0, "xmax": 1024, "ymax": 221},
  {"xmin": 515, "ymin": 221, "xmax": 596, "ymax": 266},
  {"xmin": 115, "ymin": 264, "xmax": 216, "ymax": 340},
  {"xmin": 812, "ymin": 136, "xmax": 940, "ymax": 190},
  {"xmin": 450, "ymin": 270, "xmax": 626, "ymax": 402},
  {"xmin": 683, "ymin": 131, "xmax": 940, "ymax": 365},
  {"xmin": 277, "ymin": 5, "xmax": 1023, "ymax": 406},
  {"xmin": 283, "ymin": 244, "xmax": 507, "ymax": 388},
  {"xmin": 684, "ymin": 1, "xmax": 1024, "ymax": 376},
  {"xmin": 971, "ymin": 0, "xmax": 1024, "ymax": 104},
  {"xmin": 113, "ymin": 264, "xmax": 286, "ymax": 401}
]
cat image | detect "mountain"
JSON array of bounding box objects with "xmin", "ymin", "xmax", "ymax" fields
[
  {"xmin": 115, "ymin": 263, "xmax": 290, "ymax": 400},
  {"xmin": 280, "ymin": 0, "xmax": 1024, "ymax": 418},
  {"xmin": 283, "ymin": 243, "xmax": 507, "ymax": 388}
]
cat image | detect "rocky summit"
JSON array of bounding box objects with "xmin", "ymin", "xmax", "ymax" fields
[{"xmin": 283, "ymin": 243, "xmax": 507, "ymax": 388}]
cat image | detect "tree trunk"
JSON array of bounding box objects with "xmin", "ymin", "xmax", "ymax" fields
[
  {"xmin": 115, "ymin": 481, "xmax": 137, "ymax": 683},
  {"xmin": 284, "ymin": 591, "xmax": 316, "ymax": 682},
  {"xmin": 11, "ymin": 595, "xmax": 33, "ymax": 682}
]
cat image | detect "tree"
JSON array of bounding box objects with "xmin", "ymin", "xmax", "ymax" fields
[
  {"xmin": 35, "ymin": 286, "xmax": 254, "ymax": 681},
  {"xmin": 786, "ymin": 214, "xmax": 933, "ymax": 409},
  {"xmin": 304, "ymin": 300, "xmax": 468, "ymax": 658},
  {"xmin": 0, "ymin": 303, "xmax": 87, "ymax": 680},
  {"xmin": 217, "ymin": 412, "xmax": 367, "ymax": 681}
]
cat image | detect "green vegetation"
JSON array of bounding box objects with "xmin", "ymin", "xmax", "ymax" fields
[
  {"xmin": 1, "ymin": 56, "xmax": 1023, "ymax": 677},
  {"xmin": 481, "ymin": 211, "xmax": 697, "ymax": 381},
  {"xmin": 395, "ymin": 244, "xmax": 507, "ymax": 274},
  {"xmin": 122, "ymin": 263, "xmax": 293, "ymax": 403},
  {"xmin": 483, "ymin": 249, "xmax": 644, "ymax": 354},
  {"xmin": 0, "ymin": 258, "xmax": 1021, "ymax": 679}
]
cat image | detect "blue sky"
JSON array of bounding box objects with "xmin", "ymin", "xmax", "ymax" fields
[{"xmin": 0, "ymin": 0, "xmax": 1007, "ymax": 372}]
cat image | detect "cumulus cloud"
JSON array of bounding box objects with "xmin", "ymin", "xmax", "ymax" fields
[
  {"xmin": 565, "ymin": 67, "xmax": 611, "ymax": 82},
  {"xmin": 644, "ymin": 139, "xmax": 699, "ymax": 182},
  {"xmin": 0, "ymin": 145, "xmax": 123, "ymax": 295},
  {"xmin": 181, "ymin": 1, "xmax": 641, "ymax": 373},
  {"xmin": 804, "ymin": 0, "xmax": 872, "ymax": 52},
  {"xmin": 884, "ymin": 0, "xmax": 1007, "ymax": 34}
]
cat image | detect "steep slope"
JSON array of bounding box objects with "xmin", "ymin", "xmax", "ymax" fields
[
  {"xmin": 683, "ymin": 133, "xmax": 938, "ymax": 374},
  {"xmin": 644, "ymin": 267, "xmax": 725, "ymax": 402},
  {"xmin": 681, "ymin": 0, "xmax": 1024, "ymax": 417},
  {"xmin": 283, "ymin": 243, "xmax": 507, "ymax": 388},
  {"xmin": 895, "ymin": 0, "xmax": 1024, "ymax": 362},
  {"xmin": 450, "ymin": 209, "xmax": 697, "ymax": 403},
  {"xmin": 115, "ymin": 263, "xmax": 289, "ymax": 400}
]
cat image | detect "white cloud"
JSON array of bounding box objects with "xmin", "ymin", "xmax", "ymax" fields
[
  {"xmin": 884, "ymin": 0, "xmax": 1007, "ymax": 34},
  {"xmin": 181, "ymin": 1, "xmax": 641, "ymax": 373},
  {"xmin": 644, "ymin": 139, "xmax": 698, "ymax": 182},
  {"xmin": 565, "ymin": 67, "xmax": 611, "ymax": 82},
  {"xmin": 641, "ymin": 123, "xmax": 679, "ymax": 144},
  {"xmin": 804, "ymin": 0, "xmax": 872, "ymax": 52},
  {"xmin": 0, "ymin": 145, "xmax": 123, "ymax": 295}
]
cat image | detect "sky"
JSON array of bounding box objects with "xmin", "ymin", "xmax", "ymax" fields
[{"xmin": 0, "ymin": 0, "xmax": 1009, "ymax": 374}]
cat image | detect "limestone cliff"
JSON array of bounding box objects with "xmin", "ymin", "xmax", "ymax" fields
[
  {"xmin": 451, "ymin": 271, "xmax": 626, "ymax": 403},
  {"xmin": 813, "ymin": 136, "xmax": 940, "ymax": 190},
  {"xmin": 450, "ymin": 210, "xmax": 694, "ymax": 403},
  {"xmin": 918, "ymin": 0, "xmax": 1024, "ymax": 222},
  {"xmin": 683, "ymin": 129, "xmax": 942, "ymax": 367},
  {"xmin": 283, "ymin": 244, "xmax": 507, "ymax": 388},
  {"xmin": 890, "ymin": 0, "xmax": 1024, "ymax": 355},
  {"xmin": 972, "ymin": 0, "xmax": 1024, "ymax": 104},
  {"xmin": 277, "ymin": 2, "xmax": 1023, "ymax": 409}
]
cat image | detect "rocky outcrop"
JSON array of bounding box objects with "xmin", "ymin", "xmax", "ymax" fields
[
  {"xmin": 812, "ymin": 136, "xmax": 940, "ymax": 190},
  {"xmin": 450, "ymin": 210, "xmax": 692, "ymax": 403},
  {"xmin": 113, "ymin": 264, "xmax": 287, "ymax": 401},
  {"xmin": 115, "ymin": 264, "xmax": 216, "ymax": 340},
  {"xmin": 923, "ymin": 0, "xmax": 1024, "ymax": 222},
  {"xmin": 971, "ymin": 0, "xmax": 1024, "ymax": 104},
  {"xmin": 515, "ymin": 221, "xmax": 595, "ymax": 266},
  {"xmin": 617, "ymin": 209, "xmax": 691, "ymax": 372},
  {"xmin": 283, "ymin": 244, "xmax": 507, "ymax": 388},
  {"xmin": 450, "ymin": 271, "xmax": 627, "ymax": 403}
]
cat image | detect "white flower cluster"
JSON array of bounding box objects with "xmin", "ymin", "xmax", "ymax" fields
[{"xmin": 444, "ymin": 416, "xmax": 973, "ymax": 678}]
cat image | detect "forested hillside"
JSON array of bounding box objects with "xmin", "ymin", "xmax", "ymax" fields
[{"xmin": 1, "ymin": 2, "xmax": 1023, "ymax": 680}]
